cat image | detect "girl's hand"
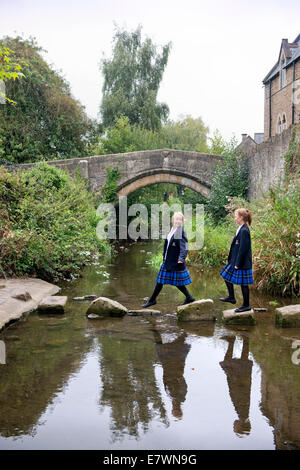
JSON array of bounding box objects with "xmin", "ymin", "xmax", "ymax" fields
[
  {"xmin": 178, "ymin": 260, "xmax": 183, "ymax": 263},
  {"xmin": 234, "ymin": 265, "xmax": 239, "ymax": 269}
]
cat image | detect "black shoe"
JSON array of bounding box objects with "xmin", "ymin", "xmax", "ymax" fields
[
  {"xmin": 181, "ymin": 296, "xmax": 195, "ymax": 306},
  {"xmin": 142, "ymin": 299, "xmax": 157, "ymax": 308},
  {"xmin": 219, "ymin": 296, "xmax": 236, "ymax": 304},
  {"xmin": 234, "ymin": 306, "xmax": 251, "ymax": 313}
]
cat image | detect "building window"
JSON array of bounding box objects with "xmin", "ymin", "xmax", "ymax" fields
[
  {"xmin": 277, "ymin": 116, "xmax": 282, "ymax": 134},
  {"xmin": 280, "ymin": 56, "xmax": 286, "ymax": 89},
  {"xmin": 282, "ymin": 113, "xmax": 287, "ymax": 130}
]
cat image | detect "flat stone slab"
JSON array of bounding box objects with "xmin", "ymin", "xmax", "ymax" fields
[
  {"xmin": 0, "ymin": 277, "xmax": 61, "ymax": 330},
  {"xmin": 222, "ymin": 309, "xmax": 256, "ymax": 325},
  {"xmin": 38, "ymin": 296, "xmax": 68, "ymax": 314},
  {"xmin": 128, "ymin": 309, "xmax": 162, "ymax": 317},
  {"xmin": 86, "ymin": 296, "xmax": 128, "ymax": 317},
  {"xmin": 275, "ymin": 304, "xmax": 300, "ymax": 327},
  {"xmin": 177, "ymin": 299, "xmax": 215, "ymax": 321}
]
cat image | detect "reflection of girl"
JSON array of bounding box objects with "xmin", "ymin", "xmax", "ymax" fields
[
  {"xmin": 219, "ymin": 208, "xmax": 253, "ymax": 312},
  {"xmin": 142, "ymin": 212, "xmax": 195, "ymax": 308}
]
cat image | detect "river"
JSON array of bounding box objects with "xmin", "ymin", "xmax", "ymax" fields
[{"xmin": 0, "ymin": 240, "xmax": 299, "ymax": 450}]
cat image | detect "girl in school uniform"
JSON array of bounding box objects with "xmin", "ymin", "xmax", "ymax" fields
[
  {"xmin": 219, "ymin": 208, "xmax": 253, "ymax": 313},
  {"xmin": 142, "ymin": 212, "xmax": 195, "ymax": 308}
]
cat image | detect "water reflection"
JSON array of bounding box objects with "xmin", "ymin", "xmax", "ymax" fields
[
  {"xmin": 93, "ymin": 317, "xmax": 168, "ymax": 441},
  {"xmin": 0, "ymin": 241, "xmax": 299, "ymax": 449},
  {"xmin": 150, "ymin": 321, "xmax": 191, "ymax": 419},
  {"xmin": 219, "ymin": 335, "xmax": 253, "ymax": 437}
]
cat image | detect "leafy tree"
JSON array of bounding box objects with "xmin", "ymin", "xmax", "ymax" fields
[
  {"xmin": 0, "ymin": 43, "xmax": 27, "ymax": 104},
  {"xmin": 160, "ymin": 114, "xmax": 209, "ymax": 152},
  {"xmin": 0, "ymin": 35, "xmax": 98, "ymax": 163},
  {"xmin": 100, "ymin": 24, "xmax": 171, "ymax": 131},
  {"xmin": 97, "ymin": 115, "xmax": 135, "ymax": 154},
  {"xmin": 209, "ymin": 129, "xmax": 239, "ymax": 156},
  {"xmin": 207, "ymin": 148, "xmax": 249, "ymax": 223}
]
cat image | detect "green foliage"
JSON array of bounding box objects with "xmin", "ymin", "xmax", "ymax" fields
[
  {"xmin": 0, "ymin": 35, "xmax": 98, "ymax": 163},
  {"xmin": 283, "ymin": 125, "xmax": 300, "ymax": 180},
  {"xmin": 92, "ymin": 114, "xmax": 210, "ymax": 155},
  {"xmin": 209, "ymin": 130, "xmax": 239, "ymax": 156},
  {"xmin": 161, "ymin": 115, "xmax": 209, "ymax": 152},
  {"xmin": 206, "ymin": 149, "xmax": 249, "ymax": 223},
  {"xmin": 97, "ymin": 115, "xmax": 135, "ymax": 154},
  {"xmin": 100, "ymin": 165, "xmax": 121, "ymax": 203},
  {"xmin": 225, "ymin": 180, "xmax": 300, "ymax": 297},
  {"xmin": 0, "ymin": 43, "xmax": 28, "ymax": 104},
  {"xmin": 0, "ymin": 163, "xmax": 110, "ymax": 282},
  {"xmin": 100, "ymin": 24, "xmax": 171, "ymax": 131},
  {"xmin": 187, "ymin": 212, "xmax": 232, "ymax": 266}
]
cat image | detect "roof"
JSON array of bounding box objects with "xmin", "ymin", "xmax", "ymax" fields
[{"xmin": 263, "ymin": 33, "xmax": 300, "ymax": 84}]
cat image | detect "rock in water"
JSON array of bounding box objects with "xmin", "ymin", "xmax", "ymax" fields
[
  {"xmin": 86, "ymin": 296, "xmax": 128, "ymax": 317},
  {"xmin": 275, "ymin": 304, "xmax": 300, "ymax": 327},
  {"xmin": 222, "ymin": 309, "xmax": 255, "ymax": 325},
  {"xmin": 177, "ymin": 299, "xmax": 215, "ymax": 321},
  {"xmin": 38, "ymin": 296, "xmax": 68, "ymax": 314}
]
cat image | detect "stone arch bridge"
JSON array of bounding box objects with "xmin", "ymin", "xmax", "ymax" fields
[{"xmin": 18, "ymin": 149, "xmax": 223, "ymax": 198}]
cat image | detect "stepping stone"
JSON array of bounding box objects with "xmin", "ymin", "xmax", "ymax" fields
[
  {"xmin": 86, "ymin": 296, "xmax": 128, "ymax": 317},
  {"xmin": 128, "ymin": 309, "xmax": 161, "ymax": 317},
  {"xmin": 222, "ymin": 309, "xmax": 255, "ymax": 325},
  {"xmin": 38, "ymin": 296, "xmax": 68, "ymax": 314},
  {"xmin": 275, "ymin": 304, "xmax": 300, "ymax": 327},
  {"xmin": 177, "ymin": 299, "xmax": 215, "ymax": 321}
]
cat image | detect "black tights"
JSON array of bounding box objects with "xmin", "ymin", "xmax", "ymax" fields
[
  {"xmin": 225, "ymin": 280, "xmax": 250, "ymax": 307},
  {"xmin": 149, "ymin": 283, "xmax": 193, "ymax": 301}
]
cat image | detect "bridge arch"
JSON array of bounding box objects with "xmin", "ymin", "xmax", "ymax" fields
[{"xmin": 117, "ymin": 169, "xmax": 211, "ymax": 198}]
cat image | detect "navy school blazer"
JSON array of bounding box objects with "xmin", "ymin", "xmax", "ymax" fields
[
  {"xmin": 163, "ymin": 226, "xmax": 188, "ymax": 272},
  {"xmin": 228, "ymin": 223, "xmax": 252, "ymax": 270}
]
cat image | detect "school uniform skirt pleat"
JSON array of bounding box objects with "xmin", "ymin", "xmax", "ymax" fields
[
  {"xmin": 219, "ymin": 262, "xmax": 254, "ymax": 285},
  {"xmin": 156, "ymin": 261, "xmax": 192, "ymax": 286}
]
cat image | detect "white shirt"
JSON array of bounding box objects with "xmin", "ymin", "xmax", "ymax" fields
[
  {"xmin": 235, "ymin": 224, "xmax": 243, "ymax": 236},
  {"xmin": 164, "ymin": 226, "xmax": 177, "ymax": 260}
]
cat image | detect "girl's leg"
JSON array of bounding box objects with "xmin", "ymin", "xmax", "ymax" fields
[
  {"xmin": 240, "ymin": 284, "xmax": 250, "ymax": 307},
  {"xmin": 234, "ymin": 284, "xmax": 251, "ymax": 312},
  {"xmin": 142, "ymin": 283, "xmax": 163, "ymax": 307},
  {"xmin": 176, "ymin": 285, "xmax": 195, "ymax": 305},
  {"xmin": 219, "ymin": 280, "xmax": 236, "ymax": 303}
]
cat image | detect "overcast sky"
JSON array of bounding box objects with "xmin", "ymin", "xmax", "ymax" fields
[{"xmin": 1, "ymin": 0, "xmax": 300, "ymax": 142}]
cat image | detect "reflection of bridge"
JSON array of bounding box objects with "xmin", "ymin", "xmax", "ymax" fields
[{"xmin": 19, "ymin": 149, "xmax": 223, "ymax": 198}]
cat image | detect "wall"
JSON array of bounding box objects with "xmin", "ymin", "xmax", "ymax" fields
[{"xmin": 238, "ymin": 123, "xmax": 300, "ymax": 200}]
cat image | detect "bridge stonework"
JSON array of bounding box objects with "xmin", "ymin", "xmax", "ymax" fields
[{"xmin": 18, "ymin": 149, "xmax": 223, "ymax": 197}]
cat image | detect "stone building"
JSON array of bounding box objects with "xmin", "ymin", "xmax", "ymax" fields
[{"xmin": 263, "ymin": 33, "xmax": 300, "ymax": 140}]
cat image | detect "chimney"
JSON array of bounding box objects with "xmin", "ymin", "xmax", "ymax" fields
[{"xmin": 241, "ymin": 134, "xmax": 248, "ymax": 142}]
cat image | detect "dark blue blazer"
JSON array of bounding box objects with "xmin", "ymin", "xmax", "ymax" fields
[
  {"xmin": 228, "ymin": 223, "xmax": 252, "ymax": 270},
  {"xmin": 163, "ymin": 226, "xmax": 188, "ymax": 272}
]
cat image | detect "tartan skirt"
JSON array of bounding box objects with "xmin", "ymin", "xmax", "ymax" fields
[
  {"xmin": 219, "ymin": 262, "xmax": 254, "ymax": 285},
  {"xmin": 156, "ymin": 261, "xmax": 192, "ymax": 286}
]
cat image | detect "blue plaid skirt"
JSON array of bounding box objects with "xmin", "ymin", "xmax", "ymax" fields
[
  {"xmin": 219, "ymin": 262, "xmax": 254, "ymax": 285},
  {"xmin": 156, "ymin": 261, "xmax": 192, "ymax": 286}
]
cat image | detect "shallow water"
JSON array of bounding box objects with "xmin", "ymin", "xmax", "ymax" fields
[{"xmin": 0, "ymin": 241, "xmax": 300, "ymax": 450}]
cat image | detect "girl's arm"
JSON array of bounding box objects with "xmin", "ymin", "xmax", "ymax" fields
[
  {"xmin": 235, "ymin": 229, "xmax": 250, "ymax": 268},
  {"xmin": 178, "ymin": 229, "xmax": 188, "ymax": 263}
]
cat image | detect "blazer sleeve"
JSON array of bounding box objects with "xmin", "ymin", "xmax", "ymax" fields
[
  {"xmin": 235, "ymin": 229, "xmax": 250, "ymax": 268},
  {"xmin": 178, "ymin": 229, "xmax": 188, "ymax": 262}
]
